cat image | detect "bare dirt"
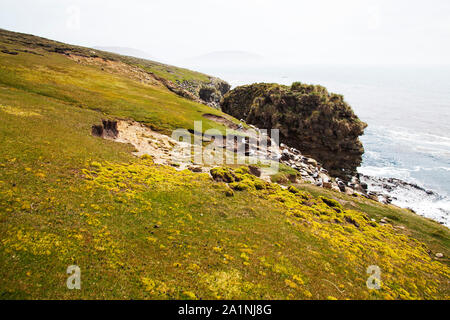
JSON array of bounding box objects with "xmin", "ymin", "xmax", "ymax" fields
[
  {"xmin": 202, "ymin": 113, "xmax": 240, "ymax": 130},
  {"xmin": 67, "ymin": 54, "xmax": 162, "ymax": 86},
  {"xmin": 93, "ymin": 119, "xmax": 282, "ymax": 182}
]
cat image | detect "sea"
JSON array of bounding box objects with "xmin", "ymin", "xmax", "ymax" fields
[{"xmin": 184, "ymin": 63, "xmax": 450, "ymax": 227}]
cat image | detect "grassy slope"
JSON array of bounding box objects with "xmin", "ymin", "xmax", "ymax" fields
[
  {"xmin": 0, "ymin": 28, "xmax": 212, "ymax": 85},
  {"xmin": 0, "ymin": 40, "xmax": 234, "ymax": 135},
  {"xmin": 0, "ymin": 32, "xmax": 449, "ymax": 300}
]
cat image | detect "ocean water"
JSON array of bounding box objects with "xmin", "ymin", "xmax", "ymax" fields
[{"xmin": 186, "ymin": 63, "xmax": 450, "ymax": 226}]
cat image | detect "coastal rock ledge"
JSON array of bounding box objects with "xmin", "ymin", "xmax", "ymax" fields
[{"xmin": 221, "ymin": 82, "xmax": 367, "ymax": 180}]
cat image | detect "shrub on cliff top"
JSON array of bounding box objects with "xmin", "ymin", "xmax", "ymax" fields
[{"xmin": 221, "ymin": 82, "xmax": 368, "ymax": 180}]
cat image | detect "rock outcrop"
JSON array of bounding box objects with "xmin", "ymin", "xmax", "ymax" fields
[
  {"xmin": 220, "ymin": 82, "xmax": 367, "ymax": 180},
  {"xmin": 177, "ymin": 77, "xmax": 231, "ymax": 108}
]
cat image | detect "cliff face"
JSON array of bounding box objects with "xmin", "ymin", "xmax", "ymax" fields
[
  {"xmin": 177, "ymin": 77, "xmax": 231, "ymax": 108},
  {"xmin": 221, "ymin": 82, "xmax": 367, "ymax": 180}
]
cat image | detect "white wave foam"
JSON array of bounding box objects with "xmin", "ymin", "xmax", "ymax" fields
[
  {"xmin": 358, "ymin": 166, "xmax": 415, "ymax": 182},
  {"xmin": 360, "ymin": 175, "xmax": 450, "ymax": 227},
  {"xmin": 373, "ymin": 127, "xmax": 450, "ymax": 153},
  {"xmin": 393, "ymin": 198, "xmax": 450, "ymax": 228}
]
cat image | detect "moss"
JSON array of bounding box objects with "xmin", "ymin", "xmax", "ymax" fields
[
  {"xmin": 344, "ymin": 215, "xmax": 360, "ymax": 228},
  {"xmin": 319, "ymin": 196, "xmax": 343, "ymax": 209},
  {"xmin": 210, "ymin": 167, "xmax": 235, "ymax": 183},
  {"xmin": 1, "ymin": 29, "xmax": 449, "ymax": 301},
  {"xmin": 234, "ymin": 166, "xmax": 250, "ymax": 175},
  {"xmin": 270, "ymin": 173, "xmax": 289, "ymax": 184},
  {"xmin": 253, "ymin": 180, "xmax": 266, "ymax": 190},
  {"xmin": 288, "ymin": 186, "xmax": 300, "ymax": 194},
  {"xmin": 229, "ymin": 181, "xmax": 252, "ymax": 191},
  {"xmin": 225, "ymin": 187, "xmax": 235, "ymax": 197},
  {"xmin": 140, "ymin": 154, "xmax": 153, "ymax": 161}
]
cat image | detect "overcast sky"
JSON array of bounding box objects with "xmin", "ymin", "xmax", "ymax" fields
[{"xmin": 1, "ymin": 0, "xmax": 450, "ymax": 65}]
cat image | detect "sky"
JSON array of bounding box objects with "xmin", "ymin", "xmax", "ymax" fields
[{"xmin": 1, "ymin": 0, "xmax": 450, "ymax": 66}]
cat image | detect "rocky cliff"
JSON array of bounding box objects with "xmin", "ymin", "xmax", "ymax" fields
[
  {"xmin": 177, "ymin": 77, "xmax": 231, "ymax": 108},
  {"xmin": 220, "ymin": 82, "xmax": 367, "ymax": 180}
]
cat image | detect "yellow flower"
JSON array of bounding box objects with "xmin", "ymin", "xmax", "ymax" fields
[
  {"xmin": 285, "ymin": 279, "xmax": 298, "ymax": 289},
  {"xmin": 147, "ymin": 236, "xmax": 157, "ymax": 243},
  {"xmin": 303, "ymin": 290, "xmax": 313, "ymax": 298},
  {"xmin": 240, "ymin": 253, "xmax": 249, "ymax": 261},
  {"xmin": 189, "ymin": 263, "xmax": 200, "ymax": 271},
  {"xmin": 183, "ymin": 291, "xmax": 197, "ymax": 300},
  {"xmin": 293, "ymin": 275, "xmax": 304, "ymax": 285},
  {"xmin": 141, "ymin": 277, "xmax": 156, "ymax": 292}
]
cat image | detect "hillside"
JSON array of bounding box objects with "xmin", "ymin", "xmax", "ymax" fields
[
  {"xmin": 221, "ymin": 83, "xmax": 367, "ymax": 180},
  {"xmin": 0, "ymin": 29, "xmax": 449, "ymax": 300},
  {"xmin": 93, "ymin": 46, "xmax": 155, "ymax": 61},
  {"xmin": 0, "ymin": 29, "xmax": 230, "ymax": 109}
]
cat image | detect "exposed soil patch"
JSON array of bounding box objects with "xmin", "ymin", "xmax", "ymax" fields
[
  {"xmin": 92, "ymin": 119, "xmax": 197, "ymax": 170},
  {"xmin": 67, "ymin": 54, "xmax": 201, "ymax": 103},
  {"xmin": 202, "ymin": 113, "xmax": 240, "ymax": 130},
  {"xmin": 92, "ymin": 120, "xmax": 119, "ymax": 139},
  {"xmin": 1, "ymin": 49, "xmax": 19, "ymax": 55},
  {"xmin": 67, "ymin": 54, "xmax": 161, "ymax": 86}
]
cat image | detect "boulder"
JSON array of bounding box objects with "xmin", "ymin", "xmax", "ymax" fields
[
  {"xmin": 323, "ymin": 182, "xmax": 332, "ymax": 189},
  {"xmin": 307, "ymin": 158, "xmax": 318, "ymax": 166},
  {"xmin": 188, "ymin": 166, "xmax": 203, "ymax": 173},
  {"xmin": 345, "ymin": 187, "xmax": 354, "ymax": 195},
  {"xmin": 331, "ymin": 184, "xmax": 341, "ymax": 192},
  {"xmin": 248, "ymin": 165, "xmax": 262, "ymax": 177},
  {"xmin": 319, "ymin": 173, "xmax": 330, "ymax": 183}
]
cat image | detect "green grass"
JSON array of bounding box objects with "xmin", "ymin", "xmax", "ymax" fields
[
  {"xmin": 0, "ymin": 31, "xmax": 449, "ymax": 300},
  {"xmin": 0, "ymin": 43, "xmax": 231, "ymax": 136},
  {"xmin": 0, "ymin": 28, "xmax": 212, "ymax": 85},
  {"xmin": 295, "ymin": 183, "xmax": 450, "ymax": 261}
]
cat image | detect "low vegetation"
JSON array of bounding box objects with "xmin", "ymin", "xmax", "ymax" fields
[
  {"xmin": 221, "ymin": 82, "xmax": 368, "ymax": 180},
  {"xmin": 0, "ymin": 30, "xmax": 448, "ymax": 300}
]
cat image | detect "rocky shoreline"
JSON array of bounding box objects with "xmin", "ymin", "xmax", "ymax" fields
[
  {"xmin": 360, "ymin": 174, "xmax": 450, "ymax": 226},
  {"xmin": 276, "ymin": 136, "xmax": 449, "ymax": 226}
]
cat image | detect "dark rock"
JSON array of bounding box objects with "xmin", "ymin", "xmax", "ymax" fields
[
  {"xmin": 288, "ymin": 174, "xmax": 298, "ymax": 183},
  {"xmin": 1, "ymin": 49, "xmax": 19, "ymax": 55},
  {"xmin": 323, "ymin": 182, "xmax": 332, "ymax": 189},
  {"xmin": 199, "ymin": 86, "xmax": 220, "ymax": 104},
  {"xmin": 344, "ymin": 215, "xmax": 360, "ymax": 228},
  {"xmin": 91, "ymin": 119, "xmax": 119, "ymax": 139},
  {"xmin": 281, "ymin": 150, "xmax": 292, "ymax": 161},
  {"xmin": 248, "ymin": 165, "xmax": 262, "ymax": 177}
]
